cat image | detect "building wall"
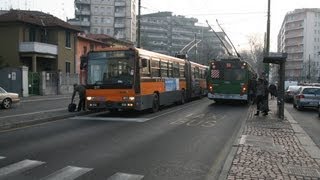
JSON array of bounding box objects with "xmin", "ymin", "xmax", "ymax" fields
[
  {"xmin": 0, "ymin": 23, "xmax": 20, "ymax": 67},
  {"xmin": 278, "ymin": 8, "xmax": 320, "ymax": 82},
  {"xmin": 71, "ymin": 0, "xmax": 136, "ymax": 43},
  {"xmin": 56, "ymin": 30, "xmax": 76, "ymax": 74}
]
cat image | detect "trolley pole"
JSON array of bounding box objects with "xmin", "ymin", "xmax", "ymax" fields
[{"xmin": 265, "ymin": 0, "xmax": 271, "ymax": 76}]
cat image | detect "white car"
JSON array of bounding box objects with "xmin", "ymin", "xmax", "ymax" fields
[{"xmin": 0, "ymin": 87, "xmax": 20, "ymax": 109}]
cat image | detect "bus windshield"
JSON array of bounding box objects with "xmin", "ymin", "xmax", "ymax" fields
[
  {"xmin": 87, "ymin": 51, "xmax": 135, "ymax": 87},
  {"xmin": 223, "ymin": 69, "xmax": 246, "ymax": 81}
]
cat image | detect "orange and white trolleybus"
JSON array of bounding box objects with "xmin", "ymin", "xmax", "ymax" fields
[{"xmin": 84, "ymin": 47, "xmax": 207, "ymax": 112}]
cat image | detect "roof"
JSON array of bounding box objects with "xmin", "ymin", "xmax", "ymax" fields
[
  {"xmin": 0, "ymin": 9, "xmax": 81, "ymax": 32},
  {"xmin": 86, "ymin": 33, "xmax": 134, "ymax": 46}
]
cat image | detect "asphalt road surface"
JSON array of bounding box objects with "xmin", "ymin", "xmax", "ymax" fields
[{"xmin": 0, "ymin": 98, "xmax": 250, "ymax": 180}]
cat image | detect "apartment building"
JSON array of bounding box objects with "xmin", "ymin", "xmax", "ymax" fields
[
  {"xmin": 278, "ymin": 8, "xmax": 320, "ymax": 82},
  {"xmin": 68, "ymin": 0, "xmax": 136, "ymax": 43},
  {"xmin": 140, "ymin": 12, "xmax": 230, "ymax": 64}
]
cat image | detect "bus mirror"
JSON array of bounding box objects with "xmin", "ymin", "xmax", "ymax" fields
[{"xmin": 141, "ymin": 59, "xmax": 148, "ymax": 68}]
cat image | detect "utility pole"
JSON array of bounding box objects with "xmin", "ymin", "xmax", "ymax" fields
[
  {"xmin": 137, "ymin": 0, "xmax": 141, "ymax": 48},
  {"xmin": 265, "ymin": 0, "xmax": 271, "ymax": 76}
]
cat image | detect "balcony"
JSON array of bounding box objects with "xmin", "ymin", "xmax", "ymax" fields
[
  {"xmin": 19, "ymin": 42, "xmax": 58, "ymax": 55},
  {"xmin": 69, "ymin": 20, "xmax": 90, "ymax": 27},
  {"xmin": 75, "ymin": 9, "xmax": 91, "ymax": 16},
  {"xmin": 115, "ymin": 23, "xmax": 125, "ymax": 28},
  {"xmin": 115, "ymin": 12, "xmax": 126, "ymax": 17},
  {"xmin": 75, "ymin": 0, "xmax": 90, "ymax": 4},
  {"xmin": 115, "ymin": 1, "xmax": 126, "ymax": 6}
]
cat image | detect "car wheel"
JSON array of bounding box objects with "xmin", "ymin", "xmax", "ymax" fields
[
  {"xmin": 2, "ymin": 98, "xmax": 12, "ymax": 109},
  {"xmin": 318, "ymin": 106, "xmax": 320, "ymax": 118},
  {"xmin": 293, "ymin": 103, "xmax": 296, "ymax": 108}
]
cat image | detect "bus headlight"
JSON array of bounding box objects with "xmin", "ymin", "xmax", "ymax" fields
[
  {"xmin": 87, "ymin": 96, "xmax": 93, "ymax": 101},
  {"xmin": 123, "ymin": 96, "xmax": 135, "ymax": 101}
]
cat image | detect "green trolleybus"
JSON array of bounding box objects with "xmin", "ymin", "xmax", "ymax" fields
[{"xmin": 207, "ymin": 58, "xmax": 255, "ymax": 103}]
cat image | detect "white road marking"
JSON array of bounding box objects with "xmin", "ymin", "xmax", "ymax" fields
[
  {"xmin": 40, "ymin": 166, "xmax": 92, "ymax": 180},
  {"xmin": 21, "ymin": 97, "xmax": 70, "ymax": 103},
  {"xmin": 0, "ymin": 108, "xmax": 66, "ymax": 119},
  {"xmin": 0, "ymin": 156, "xmax": 5, "ymax": 160},
  {"xmin": 70, "ymin": 116, "xmax": 151, "ymax": 122},
  {"xmin": 107, "ymin": 172, "xmax": 144, "ymax": 180},
  {"xmin": 0, "ymin": 159, "xmax": 45, "ymax": 178},
  {"xmin": 185, "ymin": 113, "xmax": 194, "ymax": 117}
]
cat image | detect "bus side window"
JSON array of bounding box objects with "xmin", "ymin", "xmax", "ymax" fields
[
  {"xmin": 160, "ymin": 60, "xmax": 168, "ymax": 78},
  {"xmin": 173, "ymin": 62, "xmax": 180, "ymax": 78},
  {"xmin": 151, "ymin": 60, "xmax": 160, "ymax": 77},
  {"xmin": 179, "ymin": 63, "xmax": 185, "ymax": 78},
  {"xmin": 168, "ymin": 62, "xmax": 173, "ymax": 77},
  {"xmin": 141, "ymin": 58, "xmax": 150, "ymax": 77}
]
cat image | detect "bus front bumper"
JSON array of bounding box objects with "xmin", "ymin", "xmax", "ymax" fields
[
  {"xmin": 87, "ymin": 101, "xmax": 136, "ymax": 110},
  {"xmin": 208, "ymin": 93, "xmax": 248, "ymax": 100}
]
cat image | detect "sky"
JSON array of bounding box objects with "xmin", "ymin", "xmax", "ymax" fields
[{"xmin": 1, "ymin": 0, "xmax": 320, "ymax": 51}]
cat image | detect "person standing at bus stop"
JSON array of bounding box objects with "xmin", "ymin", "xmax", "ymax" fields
[
  {"xmin": 71, "ymin": 83, "xmax": 86, "ymax": 112},
  {"xmin": 248, "ymin": 74, "xmax": 257, "ymax": 104},
  {"xmin": 254, "ymin": 77, "xmax": 268, "ymax": 116}
]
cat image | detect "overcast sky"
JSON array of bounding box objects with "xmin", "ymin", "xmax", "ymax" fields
[{"xmin": 1, "ymin": 0, "xmax": 320, "ymax": 51}]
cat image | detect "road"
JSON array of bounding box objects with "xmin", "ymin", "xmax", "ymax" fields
[
  {"xmin": 0, "ymin": 98, "xmax": 249, "ymax": 180},
  {"xmin": 285, "ymin": 102, "xmax": 320, "ymax": 147}
]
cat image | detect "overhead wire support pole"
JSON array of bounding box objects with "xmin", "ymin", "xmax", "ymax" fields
[
  {"xmin": 206, "ymin": 20, "xmax": 233, "ymax": 56},
  {"xmin": 137, "ymin": 0, "xmax": 141, "ymax": 48},
  {"xmin": 216, "ymin": 19, "xmax": 241, "ymax": 58}
]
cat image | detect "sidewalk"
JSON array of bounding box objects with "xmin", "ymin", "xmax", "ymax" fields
[
  {"xmin": 0, "ymin": 94, "xmax": 93, "ymax": 131},
  {"xmin": 221, "ymin": 99, "xmax": 320, "ymax": 179}
]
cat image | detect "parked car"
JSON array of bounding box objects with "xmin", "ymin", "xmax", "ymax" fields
[
  {"xmin": 284, "ymin": 85, "xmax": 301, "ymax": 102},
  {"xmin": 0, "ymin": 87, "xmax": 20, "ymax": 109},
  {"xmin": 293, "ymin": 86, "xmax": 320, "ymax": 110},
  {"xmin": 318, "ymin": 101, "xmax": 320, "ymax": 117}
]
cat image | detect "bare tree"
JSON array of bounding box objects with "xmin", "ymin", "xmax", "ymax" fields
[{"xmin": 246, "ymin": 34, "xmax": 264, "ymax": 74}]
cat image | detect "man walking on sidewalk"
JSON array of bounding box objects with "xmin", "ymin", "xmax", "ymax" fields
[{"xmin": 71, "ymin": 83, "xmax": 86, "ymax": 112}]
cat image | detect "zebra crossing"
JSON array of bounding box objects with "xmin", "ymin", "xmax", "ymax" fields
[{"xmin": 0, "ymin": 156, "xmax": 144, "ymax": 180}]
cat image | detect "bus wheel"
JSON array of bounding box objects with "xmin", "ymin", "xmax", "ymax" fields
[{"xmin": 152, "ymin": 93, "xmax": 160, "ymax": 113}]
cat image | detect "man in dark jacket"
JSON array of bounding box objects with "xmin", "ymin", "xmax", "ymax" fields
[{"xmin": 71, "ymin": 83, "xmax": 86, "ymax": 111}]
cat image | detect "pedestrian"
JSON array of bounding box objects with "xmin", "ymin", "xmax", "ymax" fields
[
  {"xmin": 248, "ymin": 74, "xmax": 257, "ymax": 104},
  {"xmin": 254, "ymin": 77, "xmax": 269, "ymax": 116},
  {"xmin": 268, "ymin": 83, "xmax": 277, "ymax": 99},
  {"xmin": 71, "ymin": 83, "xmax": 86, "ymax": 111}
]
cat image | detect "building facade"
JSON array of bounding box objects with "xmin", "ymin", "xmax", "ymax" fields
[
  {"xmin": 140, "ymin": 12, "xmax": 231, "ymax": 65},
  {"xmin": 69, "ymin": 0, "xmax": 136, "ymax": 43},
  {"xmin": 278, "ymin": 8, "xmax": 320, "ymax": 82},
  {"xmin": 0, "ymin": 10, "xmax": 81, "ymax": 73}
]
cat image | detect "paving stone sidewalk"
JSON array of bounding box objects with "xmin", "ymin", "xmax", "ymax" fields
[{"xmin": 226, "ymin": 99, "xmax": 320, "ymax": 180}]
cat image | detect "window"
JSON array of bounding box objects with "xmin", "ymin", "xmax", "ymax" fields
[
  {"xmin": 65, "ymin": 31, "xmax": 71, "ymax": 48},
  {"xmin": 179, "ymin": 63, "xmax": 185, "ymax": 77},
  {"xmin": 151, "ymin": 60, "xmax": 160, "ymax": 77},
  {"xmin": 160, "ymin": 61, "xmax": 168, "ymax": 77},
  {"xmin": 65, "ymin": 62, "xmax": 71, "ymax": 73},
  {"xmin": 141, "ymin": 59, "xmax": 150, "ymax": 77},
  {"xmin": 173, "ymin": 62, "xmax": 180, "ymax": 77},
  {"xmin": 29, "ymin": 28, "xmax": 36, "ymax": 41},
  {"xmin": 83, "ymin": 46, "xmax": 87, "ymax": 55},
  {"xmin": 168, "ymin": 62, "xmax": 173, "ymax": 77}
]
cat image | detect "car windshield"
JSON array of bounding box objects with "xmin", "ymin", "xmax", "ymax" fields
[
  {"xmin": 0, "ymin": 87, "xmax": 7, "ymax": 93},
  {"xmin": 287, "ymin": 86, "xmax": 300, "ymax": 92}
]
